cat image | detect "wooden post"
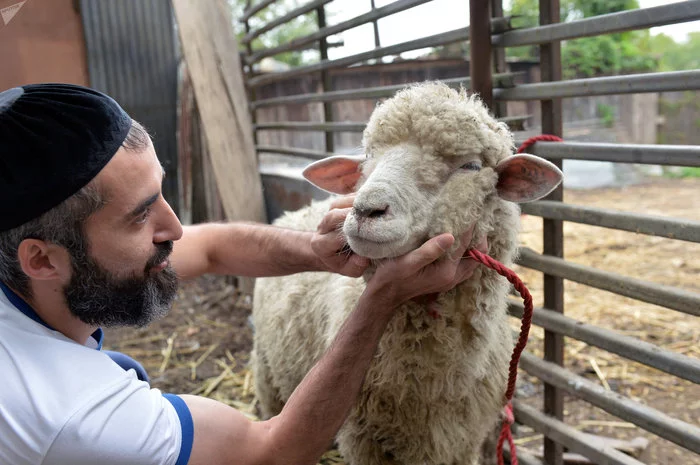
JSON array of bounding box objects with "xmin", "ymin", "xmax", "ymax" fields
[{"xmin": 172, "ymin": 0, "xmax": 266, "ymax": 224}]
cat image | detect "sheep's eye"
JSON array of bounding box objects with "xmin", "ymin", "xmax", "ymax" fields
[{"xmin": 460, "ymin": 161, "xmax": 482, "ymax": 171}]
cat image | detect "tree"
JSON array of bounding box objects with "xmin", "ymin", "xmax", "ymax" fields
[
  {"xmin": 649, "ymin": 32, "xmax": 700, "ymax": 72},
  {"xmin": 228, "ymin": 0, "xmax": 320, "ymax": 67},
  {"xmin": 505, "ymin": 0, "xmax": 657, "ymax": 78}
]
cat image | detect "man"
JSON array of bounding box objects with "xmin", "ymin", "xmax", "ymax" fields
[{"xmin": 0, "ymin": 83, "xmax": 484, "ymax": 465}]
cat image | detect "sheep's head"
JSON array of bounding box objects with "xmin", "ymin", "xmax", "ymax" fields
[{"xmin": 303, "ymin": 82, "xmax": 562, "ymax": 259}]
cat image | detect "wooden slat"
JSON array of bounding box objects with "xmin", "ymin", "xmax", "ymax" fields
[{"xmin": 172, "ymin": 0, "xmax": 266, "ymax": 223}]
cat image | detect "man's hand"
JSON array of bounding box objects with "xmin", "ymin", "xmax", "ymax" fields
[
  {"xmin": 367, "ymin": 224, "xmax": 488, "ymax": 308},
  {"xmin": 311, "ymin": 195, "xmax": 370, "ymax": 278}
]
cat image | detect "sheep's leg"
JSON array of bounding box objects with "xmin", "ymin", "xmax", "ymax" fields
[{"xmin": 251, "ymin": 348, "xmax": 285, "ymax": 419}]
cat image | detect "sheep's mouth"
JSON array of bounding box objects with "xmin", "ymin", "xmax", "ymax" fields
[{"xmin": 346, "ymin": 233, "xmax": 419, "ymax": 260}]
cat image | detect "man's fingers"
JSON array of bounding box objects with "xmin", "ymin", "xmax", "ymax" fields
[
  {"xmin": 403, "ymin": 234, "xmax": 454, "ymax": 270},
  {"xmin": 329, "ymin": 194, "xmax": 356, "ymax": 210},
  {"xmin": 450, "ymin": 224, "xmax": 476, "ymax": 261},
  {"xmin": 317, "ymin": 207, "xmax": 351, "ymax": 234}
]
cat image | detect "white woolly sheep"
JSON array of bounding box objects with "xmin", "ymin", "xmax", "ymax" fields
[{"xmin": 252, "ymin": 81, "xmax": 562, "ymax": 465}]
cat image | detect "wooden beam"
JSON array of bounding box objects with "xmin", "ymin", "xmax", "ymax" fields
[{"xmin": 172, "ymin": 0, "xmax": 266, "ymax": 224}]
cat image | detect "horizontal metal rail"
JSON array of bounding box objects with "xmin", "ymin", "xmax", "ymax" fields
[
  {"xmin": 516, "ymin": 247, "xmax": 700, "ymax": 317},
  {"xmin": 257, "ymin": 145, "xmax": 332, "ymax": 160},
  {"xmin": 495, "ymin": 70, "xmax": 700, "ymax": 100},
  {"xmin": 502, "ymin": 447, "xmax": 544, "ymax": 465},
  {"xmin": 254, "ymin": 115, "xmax": 530, "ymax": 132},
  {"xmin": 524, "ymin": 141, "xmax": 700, "ymax": 167},
  {"xmin": 518, "ymin": 353, "xmax": 700, "ymax": 454},
  {"xmin": 508, "ymin": 301, "xmax": 700, "ymax": 384},
  {"xmin": 245, "ymin": 0, "xmax": 434, "ymax": 64},
  {"xmin": 251, "ymin": 73, "xmax": 521, "ymax": 108},
  {"xmin": 240, "ymin": 0, "xmax": 277, "ymax": 22},
  {"xmin": 255, "ymin": 122, "xmax": 366, "ymax": 132},
  {"xmin": 243, "ymin": 0, "xmax": 333, "ymax": 44},
  {"xmin": 520, "ymin": 201, "xmax": 700, "ymax": 243},
  {"xmin": 493, "ymin": 1, "xmax": 700, "ymax": 47},
  {"xmin": 513, "ymin": 400, "xmax": 646, "ymax": 465},
  {"xmin": 248, "ymin": 26, "xmax": 471, "ymax": 87}
]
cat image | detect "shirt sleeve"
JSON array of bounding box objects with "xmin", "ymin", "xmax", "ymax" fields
[{"xmin": 44, "ymin": 373, "xmax": 191, "ymax": 465}]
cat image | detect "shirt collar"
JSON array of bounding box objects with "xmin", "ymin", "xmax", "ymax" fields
[{"xmin": 0, "ymin": 281, "xmax": 104, "ymax": 349}]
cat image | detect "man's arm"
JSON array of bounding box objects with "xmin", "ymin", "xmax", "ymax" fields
[
  {"xmin": 180, "ymin": 231, "xmax": 486, "ymax": 465},
  {"xmin": 170, "ymin": 197, "xmax": 368, "ymax": 280}
]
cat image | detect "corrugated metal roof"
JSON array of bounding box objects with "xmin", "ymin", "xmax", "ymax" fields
[{"xmin": 80, "ymin": 0, "xmax": 180, "ymax": 213}]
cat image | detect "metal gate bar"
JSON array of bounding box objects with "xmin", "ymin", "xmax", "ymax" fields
[{"xmin": 509, "ymin": 302, "xmax": 700, "ymax": 383}]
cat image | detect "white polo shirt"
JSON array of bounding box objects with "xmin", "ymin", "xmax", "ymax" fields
[{"xmin": 0, "ymin": 283, "xmax": 193, "ymax": 465}]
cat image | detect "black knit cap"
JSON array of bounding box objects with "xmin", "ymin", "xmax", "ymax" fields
[{"xmin": 0, "ymin": 83, "xmax": 131, "ymax": 232}]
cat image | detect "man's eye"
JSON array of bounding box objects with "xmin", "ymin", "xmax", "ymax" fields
[
  {"xmin": 136, "ymin": 208, "xmax": 152, "ymax": 224},
  {"xmin": 460, "ymin": 161, "xmax": 482, "ymax": 171}
]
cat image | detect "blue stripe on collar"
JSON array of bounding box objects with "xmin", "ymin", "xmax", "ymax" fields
[
  {"xmin": 0, "ymin": 281, "xmax": 104, "ymax": 350},
  {"xmin": 0, "ymin": 281, "xmax": 50, "ymax": 329}
]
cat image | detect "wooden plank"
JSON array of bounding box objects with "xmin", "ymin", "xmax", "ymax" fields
[{"xmin": 172, "ymin": 0, "xmax": 266, "ymax": 224}]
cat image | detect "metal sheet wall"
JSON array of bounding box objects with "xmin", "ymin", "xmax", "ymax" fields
[{"xmin": 80, "ymin": 0, "xmax": 179, "ymax": 213}]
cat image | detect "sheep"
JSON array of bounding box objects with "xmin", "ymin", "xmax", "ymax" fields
[{"xmin": 251, "ymin": 81, "xmax": 562, "ymax": 465}]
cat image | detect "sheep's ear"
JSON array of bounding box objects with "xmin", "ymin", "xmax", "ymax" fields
[
  {"xmin": 302, "ymin": 155, "xmax": 365, "ymax": 194},
  {"xmin": 495, "ymin": 153, "xmax": 563, "ymax": 203}
]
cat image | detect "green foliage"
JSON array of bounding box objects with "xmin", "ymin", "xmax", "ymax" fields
[
  {"xmin": 649, "ymin": 32, "xmax": 700, "ymax": 72},
  {"xmin": 505, "ymin": 0, "xmax": 657, "ymax": 77},
  {"xmin": 228, "ymin": 0, "xmax": 319, "ymax": 66},
  {"xmin": 596, "ymin": 103, "xmax": 615, "ymax": 127}
]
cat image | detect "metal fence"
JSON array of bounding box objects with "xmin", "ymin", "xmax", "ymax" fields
[{"xmin": 237, "ymin": 1, "xmax": 700, "ymax": 463}]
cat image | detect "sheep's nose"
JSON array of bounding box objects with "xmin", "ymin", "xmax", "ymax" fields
[{"xmin": 354, "ymin": 205, "xmax": 389, "ymax": 220}]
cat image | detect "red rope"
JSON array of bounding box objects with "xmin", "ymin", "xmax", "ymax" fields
[
  {"xmin": 472, "ymin": 135, "xmax": 562, "ymax": 465},
  {"xmin": 516, "ymin": 134, "xmax": 563, "ymax": 154}
]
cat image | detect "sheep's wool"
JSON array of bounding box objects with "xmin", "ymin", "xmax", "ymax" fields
[{"xmin": 253, "ymin": 82, "xmax": 525, "ymax": 465}]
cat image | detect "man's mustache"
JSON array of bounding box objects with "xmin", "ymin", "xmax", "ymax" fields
[{"xmin": 145, "ymin": 241, "xmax": 173, "ymax": 271}]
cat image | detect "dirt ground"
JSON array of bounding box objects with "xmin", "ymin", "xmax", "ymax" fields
[{"xmin": 106, "ymin": 177, "xmax": 699, "ymax": 464}]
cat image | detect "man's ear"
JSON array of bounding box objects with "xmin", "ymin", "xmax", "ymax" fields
[
  {"xmin": 302, "ymin": 155, "xmax": 365, "ymax": 194},
  {"xmin": 17, "ymin": 239, "xmax": 71, "ymax": 282},
  {"xmin": 495, "ymin": 153, "xmax": 563, "ymax": 203}
]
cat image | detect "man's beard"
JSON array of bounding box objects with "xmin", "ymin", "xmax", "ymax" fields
[{"xmin": 63, "ymin": 241, "xmax": 179, "ymax": 327}]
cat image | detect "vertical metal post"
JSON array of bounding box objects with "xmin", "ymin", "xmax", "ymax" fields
[
  {"xmin": 469, "ymin": 0, "xmax": 493, "ymax": 109},
  {"xmin": 316, "ymin": 5, "xmax": 334, "ymax": 153},
  {"xmin": 370, "ymin": 0, "xmax": 381, "ymax": 48},
  {"xmin": 243, "ymin": 1, "xmax": 258, "ymax": 152},
  {"xmin": 539, "ymin": 0, "xmax": 564, "ymax": 464},
  {"xmin": 490, "ymin": 0, "xmax": 507, "ymax": 118}
]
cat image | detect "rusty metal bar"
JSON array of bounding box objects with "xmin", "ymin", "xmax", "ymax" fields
[
  {"xmin": 508, "ymin": 302, "xmax": 700, "ymax": 384},
  {"xmin": 469, "ymin": 0, "xmax": 493, "ymax": 108},
  {"xmin": 493, "ymin": 0, "xmax": 700, "ymax": 48},
  {"xmin": 513, "ymin": 400, "xmax": 646, "ymax": 465},
  {"xmin": 370, "ymin": 0, "xmax": 380, "ymax": 48},
  {"xmin": 250, "ymin": 73, "xmax": 521, "ymax": 108},
  {"xmin": 538, "ymin": 0, "xmax": 564, "ymax": 463},
  {"xmin": 491, "ymin": 0, "xmax": 508, "ymax": 118},
  {"xmin": 245, "ymin": 0, "xmax": 432, "ymax": 64},
  {"xmin": 316, "ymin": 4, "xmax": 334, "ymax": 153},
  {"xmin": 519, "ymin": 353, "xmax": 700, "ymax": 454},
  {"xmin": 495, "ymin": 70, "xmax": 700, "ymax": 100},
  {"xmin": 254, "ymin": 115, "xmax": 530, "ymax": 132},
  {"xmin": 257, "ymin": 145, "xmax": 332, "ymax": 160},
  {"xmin": 243, "ymin": 0, "xmax": 333, "ymax": 44},
  {"xmin": 241, "ymin": 0, "xmax": 277, "ymax": 22},
  {"xmin": 520, "ymin": 201, "xmax": 700, "ymax": 243},
  {"xmin": 522, "ymin": 141, "xmax": 700, "ymax": 167},
  {"xmin": 517, "ymin": 247, "xmax": 700, "ymax": 317}
]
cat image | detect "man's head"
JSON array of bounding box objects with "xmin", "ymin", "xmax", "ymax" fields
[{"xmin": 0, "ymin": 83, "xmax": 183, "ymax": 328}]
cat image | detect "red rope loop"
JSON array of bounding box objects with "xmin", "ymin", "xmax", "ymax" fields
[{"xmin": 516, "ymin": 134, "xmax": 563, "ymax": 154}]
